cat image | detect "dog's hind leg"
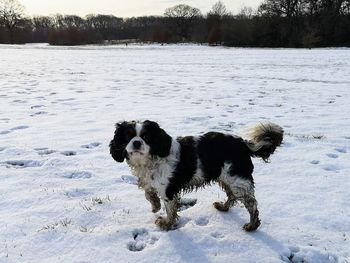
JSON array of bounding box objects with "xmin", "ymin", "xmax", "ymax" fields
[
  {"xmin": 213, "ymin": 181, "xmax": 237, "ymax": 212},
  {"xmin": 145, "ymin": 188, "xmax": 161, "ymax": 213},
  {"xmin": 219, "ymin": 173, "xmax": 261, "ymax": 231},
  {"xmin": 230, "ymin": 179, "xmax": 260, "ymax": 231},
  {"xmin": 240, "ymin": 191, "xmax": 260, "ymax": 231}
]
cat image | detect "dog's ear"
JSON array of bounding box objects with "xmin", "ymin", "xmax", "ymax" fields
[
  {"xmin": 144, "ymin": 120, "xmax": 172, "ymax": 158},
  {"xmin": 109, "ymin": 122, "xmax": 128, "ymax": 162}
]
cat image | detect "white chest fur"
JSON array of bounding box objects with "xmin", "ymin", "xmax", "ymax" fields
[{"xmin": 127, "ymin": 140, "xmax": 180, "ymax": 200}]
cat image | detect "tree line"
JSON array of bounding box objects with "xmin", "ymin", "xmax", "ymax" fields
[{"xmin": 0, "ymin": 0, "xmax": 349, "ymax": 47}]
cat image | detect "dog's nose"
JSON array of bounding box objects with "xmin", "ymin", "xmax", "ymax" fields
[{"xmin": 133, "ymin": 140, "xmax": 142, "ymax": 149}]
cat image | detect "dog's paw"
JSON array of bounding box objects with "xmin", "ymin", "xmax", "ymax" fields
[
  {"xmin": 155, "ymin": 216, "xmax": 176, "ymax": 231},
  {"xmin": 213, "ymin": 202, "xmax": 229, "ymax": 212},
  {"xmin": 242, "ymin": 219, "xmax": 261, "ymax": 232}
]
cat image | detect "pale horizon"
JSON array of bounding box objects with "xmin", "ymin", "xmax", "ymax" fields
[{"xmin": 20, "ymin": 0, "xmax": 263, "ymax": 17}]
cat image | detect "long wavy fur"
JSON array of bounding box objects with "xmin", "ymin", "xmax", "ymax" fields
[{"xmin": 245, "ymin": 122, "xmax": 284, "ymax": 162}]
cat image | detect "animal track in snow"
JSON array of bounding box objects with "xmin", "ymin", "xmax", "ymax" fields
[
  {"xmin": 1, "ymin": 126, "xmax": 29, "ymax": 135},
  {"xmin": 30, "ymin": 111, "xmax": 48, "ymax": 116},
  {"xmin": 62, "ymin": 171, "xmax": 92, "ymax": 179},
  {"xmin": 195, "ymin": 217, "xmax": 209, "ymax": 226},
  {"xmin": 326, "ymin": 153, "xmax": 338, "ymax": 159},
  {"xmin": 60, "ymin": 150, "xmax": 77, "ymax": 156},
  {"xmin": 121, "ymin": 175, "xmax": 138, "ymax": 185},
  {"xmin": 36, "ymin": 148, "xmax": 56, "ymax": 155},
  {"xmin": 323, "ymin": 164, "xmax": 340, "ymax": 172},
  {"xmin": 335, "ymin": 147, "xmax": 346, "ymax": 153},
  {"xmin": 211, "ymin": 232, "xmax": 225, "ymax": 239},
  {"xmin": 34, "ymin": 147, "xmax": 48, "ymax": 151},
  {"xmin": 81, "ymin": 142, "xmax": 101, "ymax": 149},
  {"xmin": 0, "ymin": 130, "xmax": 11, "ymax": 135},
  {"xmin": 3, "ymin": 160, "xmax": 43, "ymax": 168},
  {"xmin": 310, "ymin": 160, "xmax": 320, "ymax": 165},
  {"xmin": 10, "ymin": 125, "xmax": 29, "ymax": 131},
  {"xmin": 127, "ymin": 228, "xmax": 159, "ymax": 252},
  {"xmin": 281, "ymin": 245, "xmax": 338, "ymax": 263},
  {"xmin": 30, "ymin": 105, "xmax": 45, "ymax": 109}
]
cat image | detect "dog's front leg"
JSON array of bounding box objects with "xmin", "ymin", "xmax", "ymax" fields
[
  {"xmin": 155, "ymin": 197, "xmax": 179, "ymax": 231},
  {"xmin": 145, "ymin": 188, "xmax": 161, "ymax": 213}
]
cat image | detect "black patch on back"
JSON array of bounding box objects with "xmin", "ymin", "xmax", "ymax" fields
[
  {"xmin": 197, "ymin": 132, "xmax": 254, "ymax": 182},
  {"xmin": 166, "ymin": 136, "xmax": 197, "ymax": 200}
]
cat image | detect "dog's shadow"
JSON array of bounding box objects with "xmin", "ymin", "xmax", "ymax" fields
[
  {"xmin": 164, "ymin": 211, "xmax": 287, "ymax": 263},
  {"xmin": 167, "ymin": 230, "xmax": 212, "ymax": 263},
  {"xmin": 248, "ymin": 230, "xmax": 288, "ymax": 255},
  {"xmin": 218, "ymin": 208, "xmax": 288, "ymax": 255}
]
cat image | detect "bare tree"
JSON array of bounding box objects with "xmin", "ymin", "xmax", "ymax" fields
[
  {"xmin": 86, "ymin": 14, "xmax": 122, "ymax": 40},
  {"xmin": 164, "ymin": 4, "xmax": 202, "ymax": 40},
  {"xmin": 207, "ymin": 1, "xmax": 230, "ymax": 45},
  {"xmin": 258, "ymin": 0, "xmax": 303, "ymax": 18},
  {"xmin": 208, "ymin": 1, "xmax": 230, "ymax": 17},
  {"xmin": 32, "ymin": 16, "xmax": 54, "ymax": 42},
  {"xmin": 0, "ymin": 0, "xmax": 25, "ymax": 43}
]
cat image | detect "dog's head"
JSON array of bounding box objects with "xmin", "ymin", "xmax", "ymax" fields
[{"xmin": 109, "ymin": 120, "xmax": 172, "ymax": 163}]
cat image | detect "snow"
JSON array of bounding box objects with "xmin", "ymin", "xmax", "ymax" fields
[{"xmin": 0, "ymin": 44, "xmax": 349, "ymax": 263}]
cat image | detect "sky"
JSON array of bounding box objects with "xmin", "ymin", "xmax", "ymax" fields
[{"xmin": 20, "ymin": 0, "xmax": 264, "ymax": 17}]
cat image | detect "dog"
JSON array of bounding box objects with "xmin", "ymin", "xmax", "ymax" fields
[{"xmin": 109, "ymin": 120, "xmax": 283, "ymax": 231}]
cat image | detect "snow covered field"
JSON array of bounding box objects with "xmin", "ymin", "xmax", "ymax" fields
[{"xmin": 0, "ymin": 44, "xmax": 349, "ymax": 263}]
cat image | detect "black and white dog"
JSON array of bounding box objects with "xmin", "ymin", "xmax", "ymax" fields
[{"xmin": 110, "ymin": 120, "xmax": 283, "ymax": 231}]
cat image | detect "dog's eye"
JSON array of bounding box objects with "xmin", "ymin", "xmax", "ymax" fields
[{"xmin": 126, "ymin": 129, "xmax": 135, "ymax": 138}]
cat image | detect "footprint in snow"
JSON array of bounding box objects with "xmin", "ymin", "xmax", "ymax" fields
[
  {"xmin": 37, "ymin": 149, "xmax": 56, "ymax": 155},
  {"xmin": 310, "ymin": 160, "xmax": 320, "ymax": 165},
  {"xmin": 211, "ymin": 232, "xmax": 225, "ymax": 239},
  {"xmin": 3, "ymin": 160, "xmax": 43, "ymax": 168},
  {"xmin": 326, "ymin": 153, "xmax": 338, "ymax": 159},
  {"xmin": 335, "ymin": 147, "xmax": 346, "ymax": 154},
  {"xmin": 323, "ymin": 165, "xmax": 340, "ymax": 172},
  {"xmin": 60, "ymin": 150, "xmax": 77, "ymax": 156},
  {"xmin": 34, "ymin": 147, "xmax": 48, "ymax": 151},
  {"xmin": 281, "ymin": 245, "xmax": 338, "ymax": 263},
  {"xmin": 56, "ymin": 98, "xmax": 76, "ymax": 102},
  {"xmin": 0, "ymin": 130, "xmax": 11, "ymax": 135},
  {"xmin": 121, "ymin": 175, "xmax": 138, "ymax": 185},
  {"xmin": 127, "ymin": 228, "xmax": 159, "ymax": 252},
  {"xmin": 81, "ymin": 142, "xmax": 101, "ymax": 149},
  {"xmin": 195, "ymin": 217, "xmax": 209, "ymax": 226},
  {"xmin": 30, "ymin": 111, "xmax": 48, "ymax": 116},
  {"xmin": 62, "ymin": 171, "xmax": 92, "ymax": 179},
  {"xmin": 10, "ymin": 125, "xmax": 29, "ymax": 131},
  {"xmin": 30, "ymin": 105, "xmax": 45, "ymax": 109}
]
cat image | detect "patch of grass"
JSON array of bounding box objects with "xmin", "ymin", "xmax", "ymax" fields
[
  {"xmin": 39, "ymin": 218, "xmax": 71, "ymax": 232},
  {"xmin": 80, "ymin": 202, "xmax": 92, "ymax": 211},
  {"xmin": 79, "ymin": 226, "xmax": 88, "ymax": 232},
  {"xmin": 40, "ymin": 222, "xmax": 59, "ymax": 231},
  {"xmin": 91, "ymin": 195, "xmax": 110, "ymax": 205},
  {"xmin": 60, "ymin": 218, "xmax": 71, "ymax": 227}
]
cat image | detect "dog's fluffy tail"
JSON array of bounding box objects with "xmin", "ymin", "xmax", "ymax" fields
[{"xmin": 244, "ymin": 122, "xmax": 284, "ymax": 162}]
